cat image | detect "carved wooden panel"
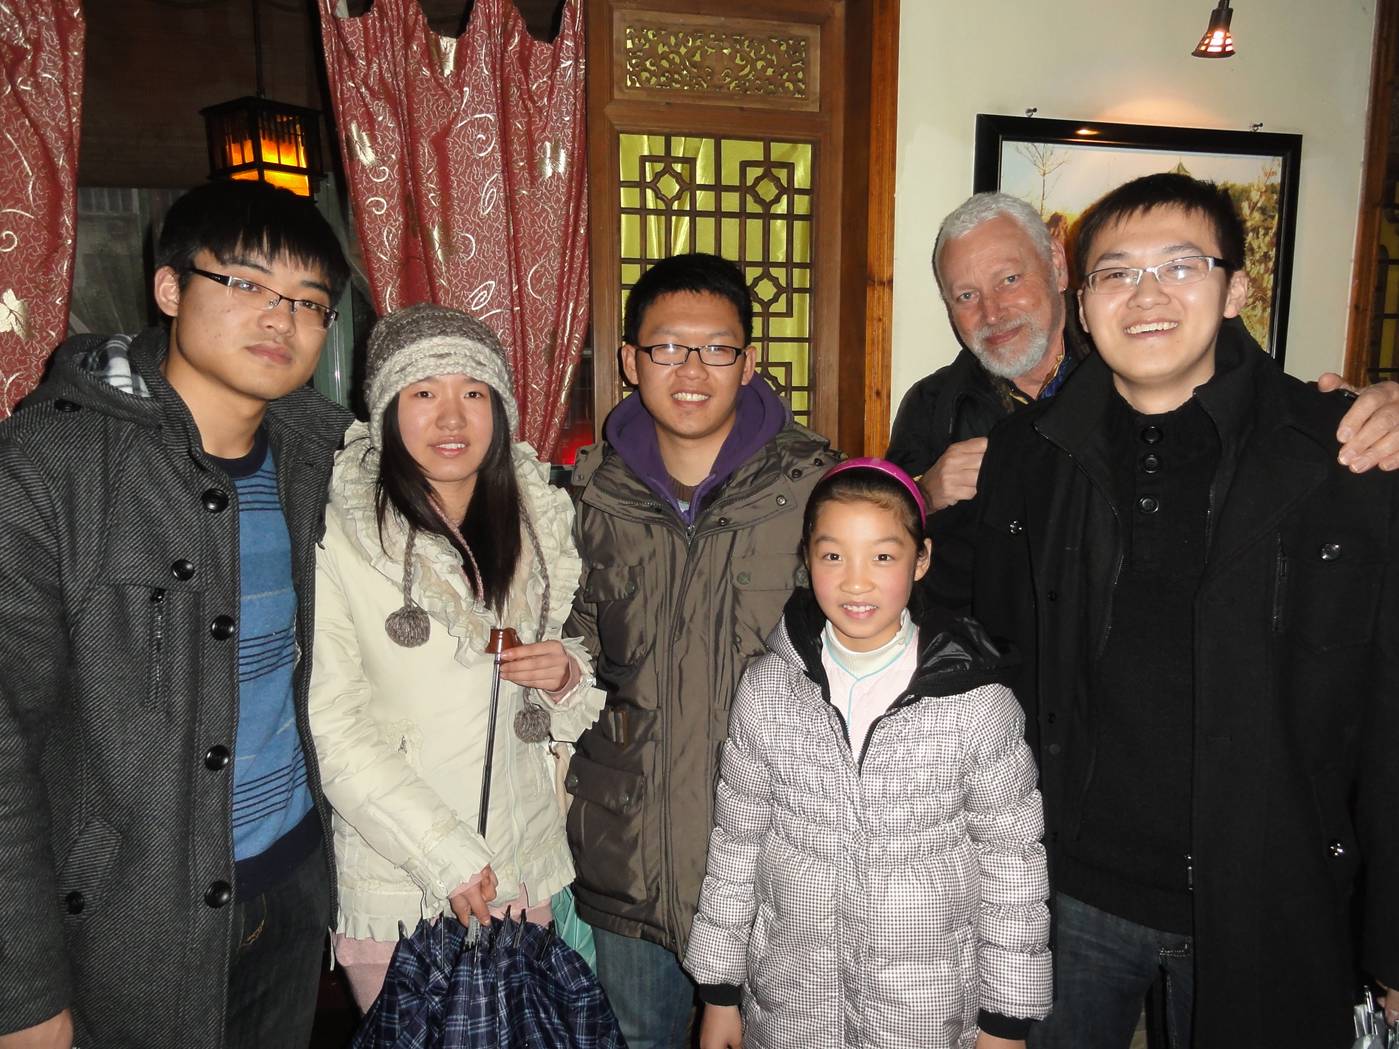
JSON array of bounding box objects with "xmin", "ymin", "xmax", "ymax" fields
[{"xmin": 613, "ymin": 10, "xmax": 819, "ymax": 112}]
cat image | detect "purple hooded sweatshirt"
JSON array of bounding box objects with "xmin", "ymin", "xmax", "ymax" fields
[{"xmin": 602, "ymin": 375, "xmax": 790, "ymax": 525}]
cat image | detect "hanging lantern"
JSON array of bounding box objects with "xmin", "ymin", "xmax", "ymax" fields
[
  {"xmin": 1192, "ymin": 0, "xmax": 1236, "ymax": 58},
  {"xmin": 201, "ymin": 96, "xmax": 324, "ymax": 199}
]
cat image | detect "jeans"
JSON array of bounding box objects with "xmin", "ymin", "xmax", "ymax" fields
[
  {"xmin": 224, "ymin": 847, "xmax": 332, "ymax": 1049},
  {"xmin": 1030, "ymin": 893, "xmax": 1193, "ymax": 1049},
  {"xmin": 592, "ymin": 925, "xmax": 696, "ymax": 1049}
]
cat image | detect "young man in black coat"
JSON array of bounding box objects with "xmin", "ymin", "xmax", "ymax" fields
[
  {"xmin": 0, "ymin": 181, "xmax": 351, "ymax": 1049},
  {"xmin": 930, "ymin": 172, "xmax": 1399, "ymax": 1049}
]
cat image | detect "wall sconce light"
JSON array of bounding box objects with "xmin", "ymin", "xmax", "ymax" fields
[
  {"xmin": 200, "ymin": 0, "xmax": 324, "ymax": 198},
  {"xmin": 1192, "ymin": 0, "xmax": 1236, "ymax": 58}
]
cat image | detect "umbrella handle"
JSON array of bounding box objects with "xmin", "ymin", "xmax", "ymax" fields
[{"xmin": 485, "ymin": 627, "xmax": 521, "ymax": 654}]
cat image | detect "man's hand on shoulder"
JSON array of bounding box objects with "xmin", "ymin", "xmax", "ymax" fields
[
  {"xmin": 0, "ymin": 1010, "xmax": 74, "ymax": 1049},
  {"xmin": 918, "ymin": 437, "xmax": 989, "ymax": 513},
  {"xmin": 1317, "ymin": 374, "xmax": 1399, "ymax": 472}
]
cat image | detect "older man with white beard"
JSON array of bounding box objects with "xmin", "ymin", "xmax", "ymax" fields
[{"xmin": 886, "ymin": 192, "xmax": 1399, "ymax": 515}]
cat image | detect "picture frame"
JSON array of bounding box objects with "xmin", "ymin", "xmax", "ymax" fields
[{"xmin": 973, "ymin": 114, "xmax": 1302, "ymax": 363}]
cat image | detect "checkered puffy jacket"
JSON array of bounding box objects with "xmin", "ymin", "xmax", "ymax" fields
[{"xmin": 684, "ymin": 589, "xmax": 1052, "ymax": 1049}]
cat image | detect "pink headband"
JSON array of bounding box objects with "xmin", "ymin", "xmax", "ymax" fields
[{"xmin": 820, "ymin": 457, "xmax": 928, "ymax": 526}]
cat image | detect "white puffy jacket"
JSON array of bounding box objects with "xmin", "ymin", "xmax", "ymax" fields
[
  {"xmin": 309, "ymin": 423, "xmax": 605, "ymax": 940},
  {"xmin": 684, "ymin": 590, "xmax": 1052, "ymax": 1049}
]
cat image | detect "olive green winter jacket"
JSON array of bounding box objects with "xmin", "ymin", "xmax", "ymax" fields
[{"xmin": 564, "ymin": 421, "xmax": 837, "ymax": 957}]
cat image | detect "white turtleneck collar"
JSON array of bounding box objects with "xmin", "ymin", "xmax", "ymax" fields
[{"xmin": 823, "ymin": 608, "xmax": 916, "ymax": 680}]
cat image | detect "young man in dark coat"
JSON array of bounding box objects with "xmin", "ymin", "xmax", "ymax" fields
[
  {"xmin": 0, "ymin": 181, "xmax": 351, "ymax": 1049},
  {"xmin": 930, "ymin": 173, "xmax": 1399, "ymax": 1049}
]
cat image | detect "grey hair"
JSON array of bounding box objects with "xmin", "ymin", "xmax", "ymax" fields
[{"xmin": 931, "ymin": 192, "xmax": 1055, "ymax": 298}]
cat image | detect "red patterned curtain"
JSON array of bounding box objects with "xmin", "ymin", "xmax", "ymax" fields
[
  {"xmin": 0, "ymin": 1, "xmax": 84, "ymax": 416},
  {"xmin": 319, "ymin": 0, "xmax": 589, "ymax": 458}
]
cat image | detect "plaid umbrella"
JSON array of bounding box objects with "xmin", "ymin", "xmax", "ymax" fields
[{"xmin": 351, "ymin": 912, "xmax": 628, "ymax": 1049}]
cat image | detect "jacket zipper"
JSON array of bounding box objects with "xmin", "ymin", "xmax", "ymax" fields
[
  {"xmin": 1271, "ymin": 535, "xmax": 1288, "ymax": 632},
  {"xmin": 146, "ymin": 587, "xmax": 166, "ymax": 710},
  {"xmin": 662, "ymin": 508, "xmax": 704, "ymax": 950}
]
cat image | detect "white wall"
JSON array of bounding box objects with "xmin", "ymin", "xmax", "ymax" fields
[{"xmin": 890, "ymin": 0, "xmax": 1380, "ymax": 417}]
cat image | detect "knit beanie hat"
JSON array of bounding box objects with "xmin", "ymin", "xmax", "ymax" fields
[{"xmin": 364, "ymin": 303, "xmax": 519, "ymax": 448}]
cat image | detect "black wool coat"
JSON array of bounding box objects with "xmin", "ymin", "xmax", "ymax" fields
[
  {"xmin": 0, "ymin": 329, "xmax": 350, "ymax": 1046},
  {"xmin": 928, "ymin": 327, "xmax": 1399, "ymax": 1049}
]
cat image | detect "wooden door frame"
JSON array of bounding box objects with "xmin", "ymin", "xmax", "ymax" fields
[
  {"xmin": 1344, "ymin": 0, "xmax": 1397, "ymax": 384},
  {"xmin": 585, "ymin": 0, "xmax": 899, "ymax": 454}
]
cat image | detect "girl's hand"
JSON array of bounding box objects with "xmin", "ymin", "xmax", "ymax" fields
[
  {"xmin": 448, "ymin": 865, "xmax": 498, "ymax": 925},
  {"xmin": 698, "ymin": 1004, "xmax": 743, "ymax": 1049},
  {"xmin": 498, "ymin": 641, "xmax": 575, "ymax": 695},
  {"xmin": 974, "ymin": 1034, "xmax": 1024, "ymax": 1049}
]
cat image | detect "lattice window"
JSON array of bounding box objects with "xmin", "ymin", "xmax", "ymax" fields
[{"xmin": 618, "ymin": 133, "xmax": 814, "ymax": 423}]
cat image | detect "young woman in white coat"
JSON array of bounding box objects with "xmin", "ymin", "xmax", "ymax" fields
[{"xmin": 309, "ymin": 303, "xmax": 604, "ymax": 1008}]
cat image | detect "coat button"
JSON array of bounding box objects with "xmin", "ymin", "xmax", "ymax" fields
[
  {"xmin": 565, "ymin": 773, "xmax": 579, "ymax": 791},
  {"xmin": 204, "ymin": 744, "xmax": 231, "ymax": 770},
  {"xmin": 1319, "ymin": 542, "xmax": 1342, "ymax": 561},
  {"xmin": 737, "ymin": 571, "xmax": 752, "ymax": 585},
  {"xmin": 1047, "ymin": 589, "xmax": 1059, "ymax": 602},
  {"xmin": 789, "ymin": 468, "xmax": 802, "ymax": 479},
  {"xmin": 1008, "ymin": 519, "xmax": 1024, "ymax": 535},
  {"xmin": 204, "ymin": 880, "xmax": 233, "ymax": 908},
  {"xmin": 775, "ymin": 495, "xmax": 788, "ymax": 506},
  {"xmin": 717, "ymin": 517, "xmax": 729, "ymax": 526},
  {"xmin": 813, "ymin": 458, "xmax": 825, "ymax": 467},
  {"xmin": 1137, "ymin": 496, "xmax": 1160, "ymax": 514},
  {"xmin": 201, "ymin": 488, "xmax": 229, "ymax": 513},
  {"xmin": 1048, "ymin": 743, "xmax": 1062, "ymax": 756},
  {"xmin": 170, "ymin": 559, "xmax": 195, "ymax": 581},
  {"xmin": 1140, "ymin": 453, "xmax": 1162, "ymax": 474},
  {"xmin": 1140, "ymin": 425, "xmax": 1163, "ymax": 445},
  {"xmin": 209, "ymin": 615, "xmax": 236, "ymax": 640},
  {"xmin": 1047, "ymin": 711, "xmax": 1057, "ymax": 724},
  {"xmin": 53, "ymin": 399, "xmax": 81, "ymax": 413},
  {"xmin": 1327, "ymin": 839, "xmax": 1346, "ymax": 858},
  {"xmin": 65, "ymin": 890, "xmax": 84, "ymax": 914}
]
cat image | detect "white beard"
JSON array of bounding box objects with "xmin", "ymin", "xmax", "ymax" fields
[{"xmin": 969, "ymin": 317, "xmax": 1053, "ymax": 380}]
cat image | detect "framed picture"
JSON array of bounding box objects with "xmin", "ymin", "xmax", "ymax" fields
[{"xmin": 973, "ymin": 114, "xmax": 1302, "ymax": 363}]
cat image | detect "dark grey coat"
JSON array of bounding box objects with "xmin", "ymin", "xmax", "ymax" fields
[{"xmin": 0, "ymin": 329, "xmax": 350, "ymax": 1046}]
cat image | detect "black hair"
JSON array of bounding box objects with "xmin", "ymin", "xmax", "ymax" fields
[
  {"xmin": 1071, "ymin": 172, "xmax": 1246, "ymax": 283},
  {"xmin": 156, "ymin": 180, "xmax": 352, "ymax": 301},
  {"xmin": 800, "ymin": 468, "xmax": 927, "ymax": 563},
  {"xmin": 622, "ymin": 252, "xmax": 753, "ymax": 346},
  {"xmin": 374, "ymin": 386, "xmax": 522, "ymax": 616}
]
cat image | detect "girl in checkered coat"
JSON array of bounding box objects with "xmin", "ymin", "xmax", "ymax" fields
[{"xmin": 684, "ymin": 459, "xmax": 1051, "ymax": 1049}]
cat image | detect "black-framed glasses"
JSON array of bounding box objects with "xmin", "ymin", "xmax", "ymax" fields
[
  {"xmin": 1083, "ymin": 255, "xmax": 1230, "ymax": 295},
  {"xmin": 633, "ymin": 342, "xmax": 745, "ymax": 367},
  {"xmin": 189, "ymin": 268, "xmax": 339, "ymax": 329}
]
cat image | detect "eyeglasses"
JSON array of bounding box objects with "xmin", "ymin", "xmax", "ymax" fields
[
  {"xmin": 1083, "ymin": 255, "xmax": 1230, "ymax": 295},
  {"xmin": 632, "ymin": 343, "xmax": 746, "ymax": 367},
  {"xmin": 189, "ymin": 268, "xmax": 339, "ymax": 329}
]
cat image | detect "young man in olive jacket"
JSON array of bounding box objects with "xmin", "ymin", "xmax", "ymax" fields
[
  {"xmin": 564, "ymin": 253, "xmax": 838, "ymax": 1048},
  {"xmin": 930, "ymin": 173, "xmax": 1399, "ymax": 1049},
  {"xmin": 0, "ymin": 181, "xmax": 351, "ymax": 1049}
]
